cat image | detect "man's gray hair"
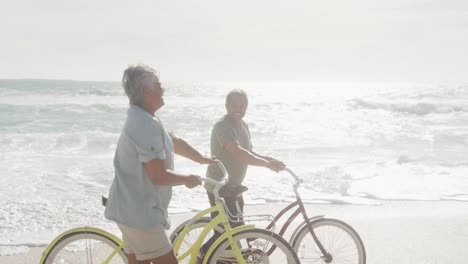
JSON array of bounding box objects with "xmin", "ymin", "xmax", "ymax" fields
[
  {"xmin": 225, "ymin": 89, "xmax": 248, "ymax": 105},
  {"xmin": 121, "ymin": 64, "xmax": 158, "ymax": 106}
]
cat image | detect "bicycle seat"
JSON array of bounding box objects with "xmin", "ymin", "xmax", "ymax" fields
[
  {"xmin": 102, "ymin": 196, "xmax": 107, "ymax": 207},
  {"xmin": 219, "ymin": 185, "xmax": 248, "ymax": 198}
]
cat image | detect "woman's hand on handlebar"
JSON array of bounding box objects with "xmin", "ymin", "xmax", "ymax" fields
[
  {"xmin": 184, "ymin": 175, "xmax": 202, "ymax": 188},
  {"xmin": 267, "ymin": 160, "xmax": 286, "ymax": 173},
  {"xmin": 199, "ymin": 156, "xmax": 218, "ymax": 165}
]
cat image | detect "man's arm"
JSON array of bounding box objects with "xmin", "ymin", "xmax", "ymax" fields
[
  {"xmin": 143, "ymin": 158, "xmax": 201, "ymax": 188},
  {"xmin": 172, "ymin": 135, "xmax": 215, "ymax": 164},
  {"xmin": 251, "ymin": 151, "xmax": 285, "ymax": 167},
  {"xmin": 251, "ymin": 151, "xmax": 274, "ymax": 161},
  {"xmin": 225, "ymin": 144, "xmax": 284, "ymax": 172},
  {"xmin": 224, "ymin": 143, "xmax": 271, "ymax": 168}
]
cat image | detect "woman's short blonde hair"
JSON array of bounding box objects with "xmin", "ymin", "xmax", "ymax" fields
[{"xmin": 122, "ymin": 64, "xmax": 158, "ymax": 106}]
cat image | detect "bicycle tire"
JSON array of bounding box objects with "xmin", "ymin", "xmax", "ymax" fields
[
  {"xmin": 207, "ymin": 228, "xmax": 300, "ymax": 264},
  {"xmin": 41, "ymin": 228, "xmax": 127, "ymax": 264},
  {"xmin": 291, "ymin": 218, "xmax": 366, "ymax": 264}
]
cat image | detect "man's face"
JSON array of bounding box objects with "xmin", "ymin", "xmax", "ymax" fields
[{"xmin": 226, "ymin": 95, "xmax": 248, "ymax": 121}]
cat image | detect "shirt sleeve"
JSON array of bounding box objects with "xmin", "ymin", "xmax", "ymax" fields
[
  {"xmin": 168, "ymin": 131, "xmax": 175, "ymax": 140},
  {"xmin": 126, "ymin": 118, "xmax": 167, "ymax": 163},
  {"xmin": 213, "ymin": 122, "xmax": 238, "ymax": 148}
]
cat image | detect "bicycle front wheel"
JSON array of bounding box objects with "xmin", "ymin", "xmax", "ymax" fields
[
  {"xmin": 207, "ymin": 228, "xmax": 300, "ymax": 264},
  {"xmin": 292, "ymin": 218, "xmax": 366, "ymax": 264},
  {"xmin": 41, "ymin": 228, "xmax": 127, "ymax": 264}
]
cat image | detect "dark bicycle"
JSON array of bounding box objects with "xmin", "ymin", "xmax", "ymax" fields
[{"xmin": 171, "ymin": 167, "xmax": 366, "ymax": 264}]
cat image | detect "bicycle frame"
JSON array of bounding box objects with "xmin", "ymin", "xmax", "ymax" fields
[{"xmin": 173, "ymin": 198, "xmax": 255, "ymax": 264}]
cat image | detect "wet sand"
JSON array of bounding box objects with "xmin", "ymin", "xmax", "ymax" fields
[{"xmin": 2, "ymin": 200, "xmax": 467, "ymax": 264}]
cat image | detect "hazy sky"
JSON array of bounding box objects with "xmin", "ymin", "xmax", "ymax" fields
[{"xmin": 1, "ymin": 0, "xmax": 467, "ymax": 82}]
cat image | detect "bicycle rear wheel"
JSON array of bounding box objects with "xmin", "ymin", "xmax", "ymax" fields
[
  {"xmin": 41, "ymin": 227, "xmax": 127, "ymax": 264},
  {"xmin": 207, "ymin": 228, "xmax": 300, "ymax": 264},
  {"xmin": 292, "ymin": 218, "xmax": 366, "ymax": 264}
]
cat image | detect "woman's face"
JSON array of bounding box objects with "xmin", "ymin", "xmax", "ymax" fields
[{"xmin": 145, "ymin": 78, "xmax": 165, "ymax": 112}]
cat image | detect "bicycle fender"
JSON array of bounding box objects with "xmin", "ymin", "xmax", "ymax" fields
[
  {"xmin": 202, "ymin": 224, "xmax": 255, "ymax": 264},
  {"xmin": 39, "ymin": 226, "xmax": 123, "ymax": 264},
  {"xmin": 288, "ymin": 215, "xmax": 324, "ymax": 245},
  {"xmin": 170, "ymin": 217, "xmax": 211, "ymax": 242}
]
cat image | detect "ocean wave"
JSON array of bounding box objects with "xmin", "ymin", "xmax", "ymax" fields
[
  {"xmin": 395, "ymin": 154, "xmax": 468, "ymax": 166},
  {"xmin": 350, "ymin": 98, "xmax": 468, "ymax": 115},
  {"xmin": 0, "ymin": 246, "xmax": 30, "ymax": 256},
  {"xmin": 441, "ymin": 194, "xmax": 468, "ymax": 201},
  {"xmin": 0, "ymin": 103, "xmax": 125, "ymax": 134},
  {"xmin": 0, "ymin": 79, "xmax": 120, "ymax": 97},
  {"xmin": 0, "ymin": 93, "xmax": 126, "ymax": 106},
  {"xmin": 0, "ymin": 131, "xmax": 118, "ymax": 155}
]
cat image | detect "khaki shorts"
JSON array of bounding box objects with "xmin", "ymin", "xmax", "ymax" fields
[{"xmin": 117, "ymin": 224, "xmax": 173, "ymax": 261}]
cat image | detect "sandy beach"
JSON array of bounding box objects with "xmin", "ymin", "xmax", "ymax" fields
[{"xmin": 1, "ymin": 200, "xmax": 467, "ymax": 264}]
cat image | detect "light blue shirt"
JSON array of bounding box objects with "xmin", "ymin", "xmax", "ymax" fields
[{"xmin": 105, "ymin": 105, "xmax": 174, "ymax": 229}]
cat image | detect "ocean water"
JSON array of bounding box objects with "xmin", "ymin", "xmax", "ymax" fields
[{"xmin": 1, "ymin": 79, "xmax": 468, "ymax": 255}]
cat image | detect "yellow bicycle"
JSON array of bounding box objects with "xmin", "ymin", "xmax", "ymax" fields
[{"xmin": 40, "ymin": 164, "xmax": 299, "ymax": 264}]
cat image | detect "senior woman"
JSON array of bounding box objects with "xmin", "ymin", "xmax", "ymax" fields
[{"xmin": 105, "ymin": 64, "xmax": 215, "ymax": 264}]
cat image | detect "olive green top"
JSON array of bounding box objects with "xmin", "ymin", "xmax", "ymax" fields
[{"xmin": 205, "ymin": 115, "xmax": 252, "ymax": 192}]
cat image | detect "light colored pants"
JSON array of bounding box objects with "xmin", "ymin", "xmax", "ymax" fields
[{"xmin": 117, "ymin": 223, "xmax": 173, "ymax": 261}]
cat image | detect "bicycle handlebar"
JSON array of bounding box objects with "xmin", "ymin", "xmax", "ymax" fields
[
  {"xmin": 216, "ymin": 160, "xmax": 228, "ymax": 178},
  {"xmin": 202, "ymin": 162, "xmax": 303, "ymax": 198},
  {"xmin": 200, "ymin": 161, "xmax": 228, "ymax": 200},
  {"xmin": 282, "ymin": 167, "xmax": 303, "ymax": 183},
  {"xmin": 201, "ymin": 177, "xmax": 227, "ymax": 187}
]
